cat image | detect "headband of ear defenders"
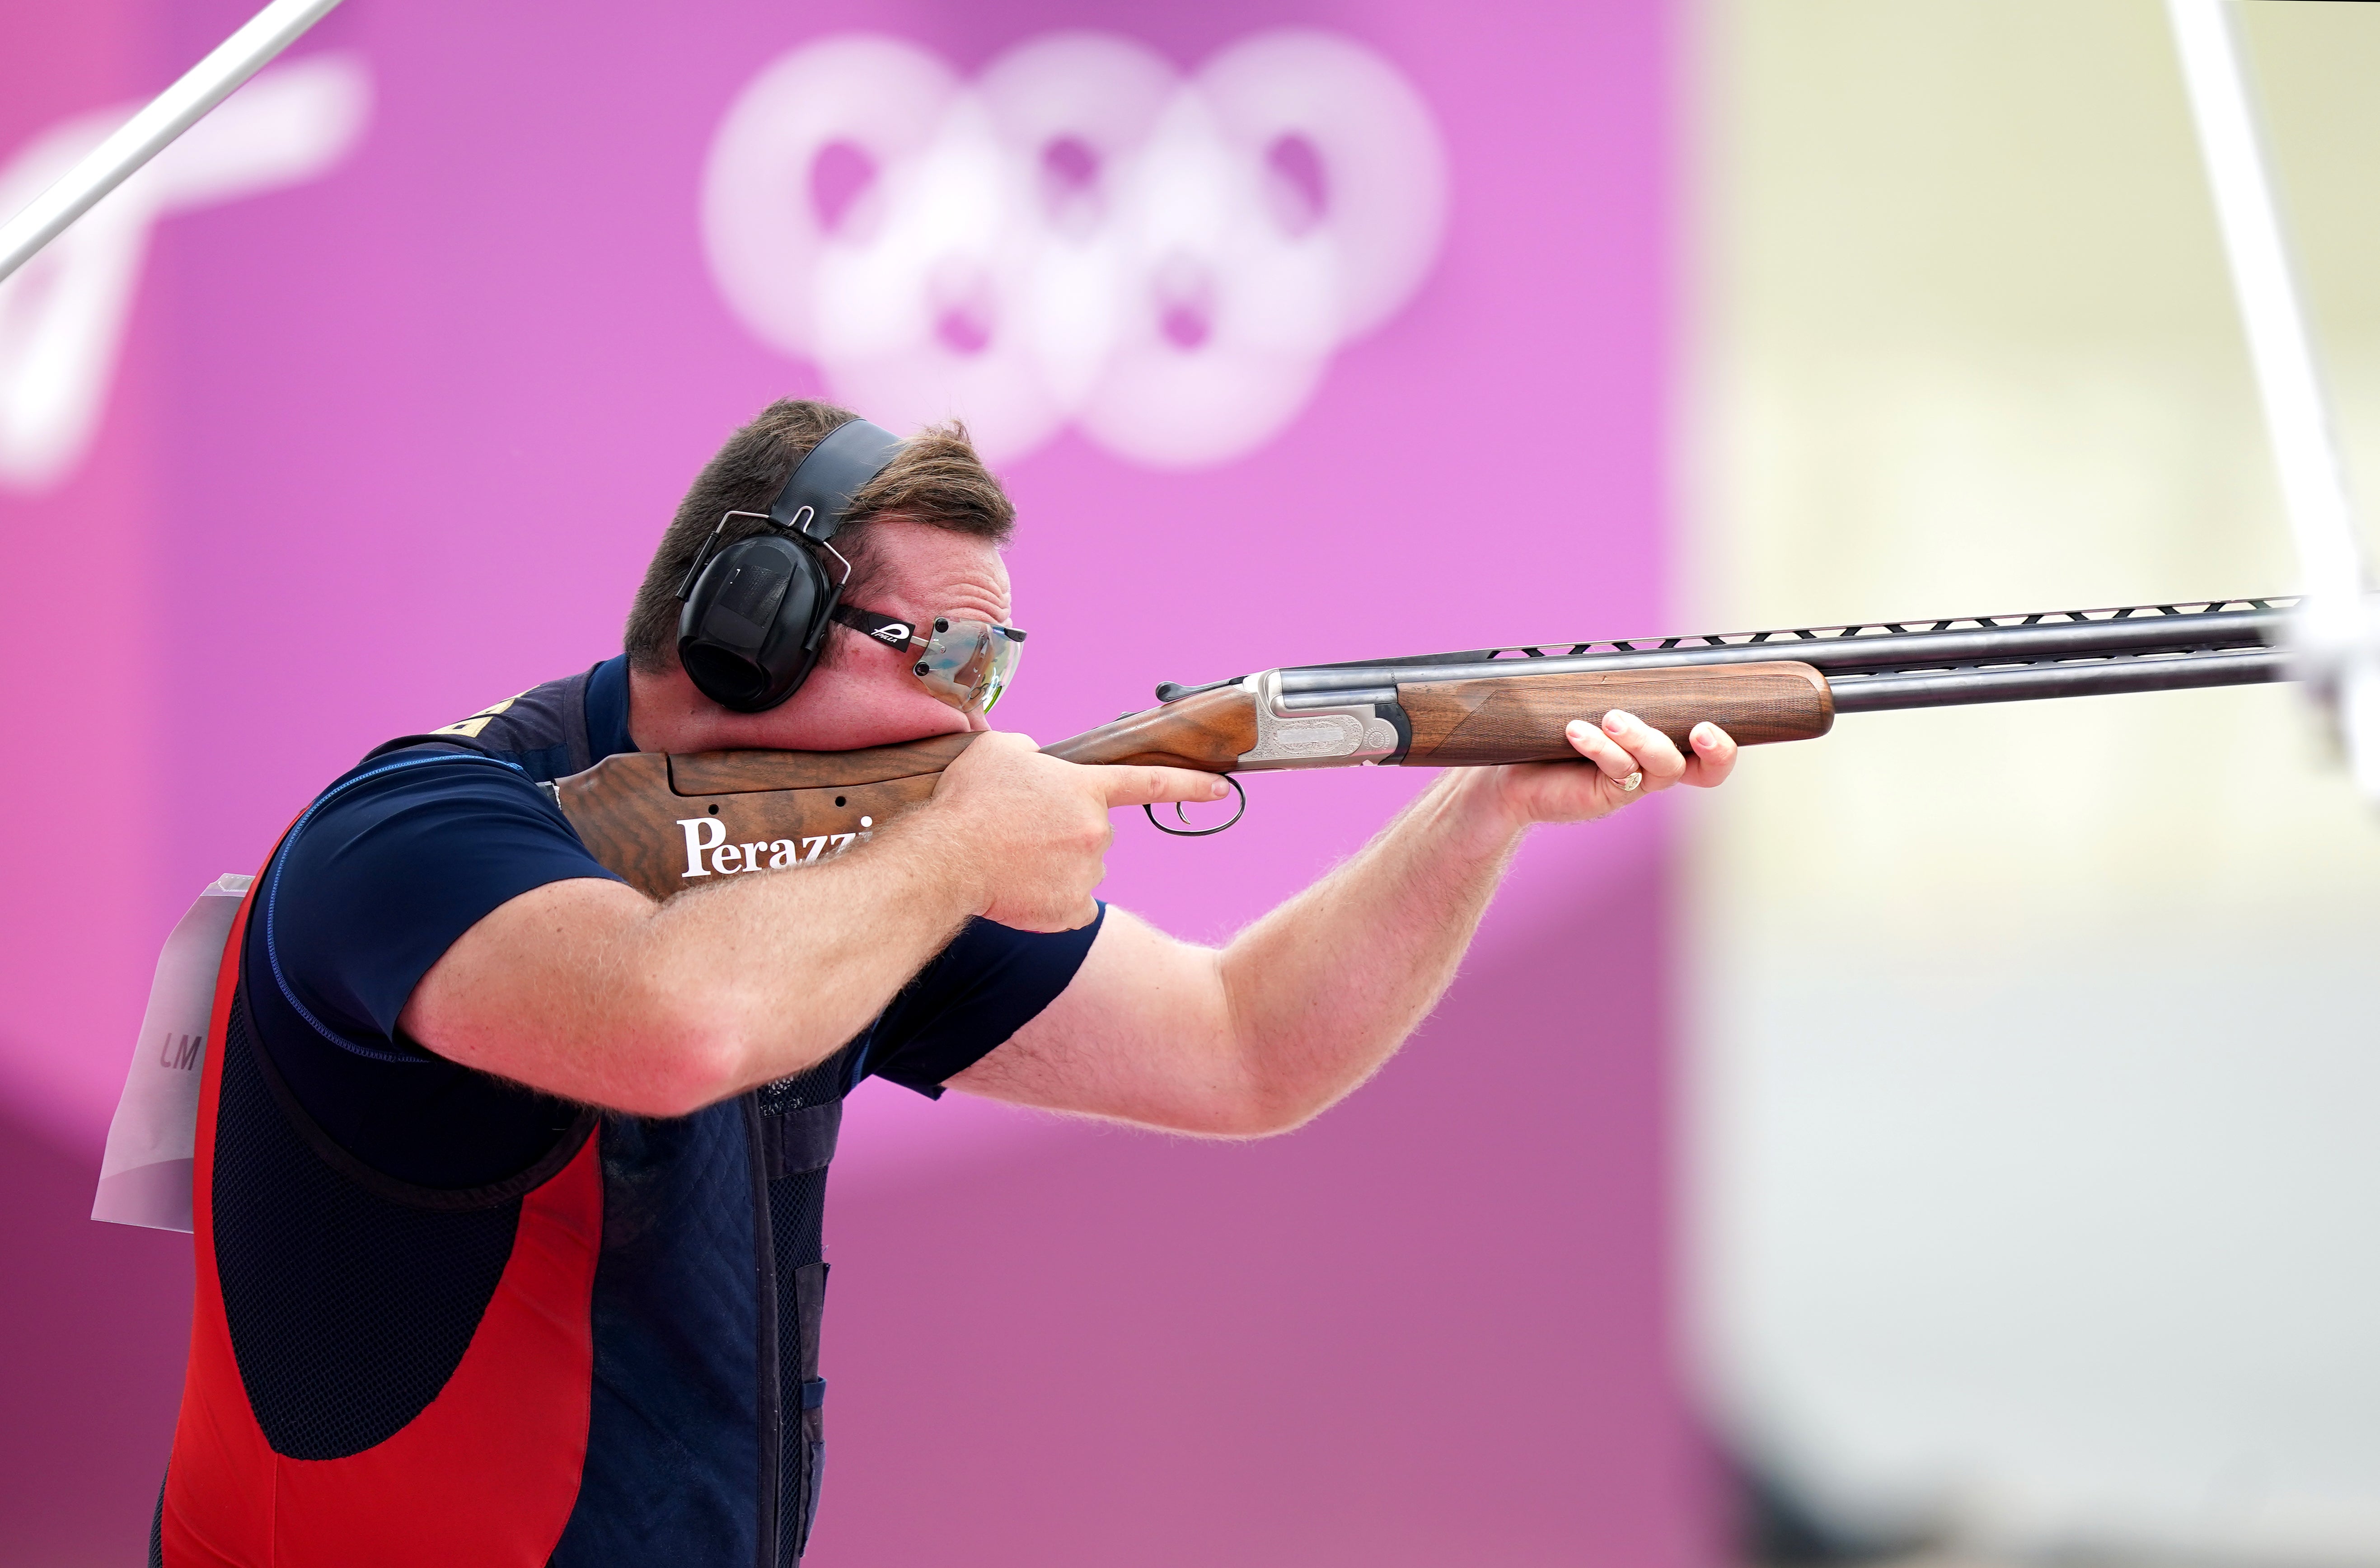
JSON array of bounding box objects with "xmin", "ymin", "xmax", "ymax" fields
[
  {"xmin": 670, "ymin": 417, "xmax": 909, "ymax": 714},
  {"xmin": 769, "ymin": 417, "xmax": 905, "ymax": 543}
]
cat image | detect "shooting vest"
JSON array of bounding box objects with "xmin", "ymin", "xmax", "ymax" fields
[{"xmin": 159, "ymin": 668, "xmax": 844, "ymax": 1568}]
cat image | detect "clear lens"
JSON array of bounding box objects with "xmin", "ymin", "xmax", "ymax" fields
[{"xmin": 913, "ymin": 618, "xmax": 1024, "ymax": 713}]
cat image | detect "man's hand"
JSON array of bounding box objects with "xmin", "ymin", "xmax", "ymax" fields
[
  {"xmin": 925, "ymin": 731, "xmax": 1232, "ymax": 932},
  {"xmin": 1474, "ymin": 709, "xmax": 1739, "ymax": 829}
]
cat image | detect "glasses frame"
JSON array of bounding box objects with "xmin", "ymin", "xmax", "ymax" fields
[{"xmin": 830, "ymin": 603, "xmax": 1026, "ymax": 714}]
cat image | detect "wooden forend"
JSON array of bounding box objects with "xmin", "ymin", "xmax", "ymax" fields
[{"xmin": 1397, "ymin": 661, "xmax": 1833, "ymax": 766}]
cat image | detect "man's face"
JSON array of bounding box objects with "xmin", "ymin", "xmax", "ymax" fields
[{"xmin": 765, "ymin": 517, "xmax": 1014, "ymax": 749}]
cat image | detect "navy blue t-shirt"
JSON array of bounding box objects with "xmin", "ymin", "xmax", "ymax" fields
[{"xmin": 245, "ymin": 655, "xmax": 1101, "ymax": 1189}]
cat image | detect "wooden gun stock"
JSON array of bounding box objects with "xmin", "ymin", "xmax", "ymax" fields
[
  {"xmin": 553, "ymin": 661, "xmax": 1831, "ymax": 899},
  {"xmin": 555, "ymin": 734, "xmax": 975, "ymax": 901},
  {"xmin": 1039, "ymin": 685, "xmax": 1262, "ymax": 769}
]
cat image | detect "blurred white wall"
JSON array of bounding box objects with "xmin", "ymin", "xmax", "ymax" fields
[{"xmin": 1688, "ymin": 1, "xmax": 2380, "ymax": 1561}]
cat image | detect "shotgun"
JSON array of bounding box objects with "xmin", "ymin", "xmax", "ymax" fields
[{"xmin": 548, "ymin": 596, "xmax": 2296, "ymax": 899}]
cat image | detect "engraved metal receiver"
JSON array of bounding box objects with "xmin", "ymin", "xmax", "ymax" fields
[{"xmin": 1232, "ymin": 671, "xmax": 1404, "ymax": 770}]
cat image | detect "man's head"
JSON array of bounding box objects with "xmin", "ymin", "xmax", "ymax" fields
[{"xmin": 624, "ymin": 400, "xmax": 1018, "ymax": 754}]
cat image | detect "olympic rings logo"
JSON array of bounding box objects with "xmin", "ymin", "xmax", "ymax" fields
[{"xmin": 701, "ymin": 31, "xmax": 1449, "ymax": 469}]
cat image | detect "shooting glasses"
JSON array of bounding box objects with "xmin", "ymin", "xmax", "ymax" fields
[{"xmin": 833, "ymin": 606, "xmax": 1026, "ymax": 715}]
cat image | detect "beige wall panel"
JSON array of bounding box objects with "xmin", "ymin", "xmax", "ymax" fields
[{"xmin": 1689, "ymin": 1, "xmax": 2380, "ymax": 1558}]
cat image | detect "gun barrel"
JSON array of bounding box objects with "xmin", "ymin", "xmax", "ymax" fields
[
  {"xmin": 1827, "ymin": 644, "xmax": 2290, "ymax": 711},
  {"xmin": 1275, "ymin": 598, "xmax": 2296, "ymax": 713}
]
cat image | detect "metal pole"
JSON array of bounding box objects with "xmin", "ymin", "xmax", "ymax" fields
[
  {"xmin": 2164, "ymin": 0, "xmax": 2380, "ymax": 798},
  {"xmin": 0, "ymin": 0, "xmax": 347, "ymax": 286}
]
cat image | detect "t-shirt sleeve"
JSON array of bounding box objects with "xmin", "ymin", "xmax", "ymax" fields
[
  {"xmin": 260, "ymin": 750, "xmax": 623, "ymax": 1056},
  {"xmin": 863, "ymin": 905, "xmax": 1106, "ymax": 1097}
]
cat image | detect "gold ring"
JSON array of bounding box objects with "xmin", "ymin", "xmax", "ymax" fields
[{"xmin": 1621, "ymin": 771, "xmax": 1643, "ymax": 793}]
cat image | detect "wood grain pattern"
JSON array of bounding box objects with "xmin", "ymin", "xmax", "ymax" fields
[
  {"xmin": 667, "ymin": 733, "xmax": 977, "ymax": 794},
  {"xmin": 1039, "ymin": 685, "xmax": 1258, "ymax": 769},
  {"xmin": 1397, "ymin": 661, "xmax": 1833, "ymax": 766},
  {"xmin": 558, "ymin": 737, "xmax": 979, "ymax": 898},
  {"xmin": 555, "ymin": 690, "xmax": 1258, "ymax": 899},
  {"xmin": 557, "ymin": 751, "xmax": 946, "ymax": 901}
]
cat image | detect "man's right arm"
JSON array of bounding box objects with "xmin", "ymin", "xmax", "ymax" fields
[{"xmin": 395, "ymin": 733, "xmax": 1228, "ymax": 1117}]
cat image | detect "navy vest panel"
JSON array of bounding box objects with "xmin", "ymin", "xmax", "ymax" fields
[
  {"xmin": 551, "ymin": 1100, "xmax": 766, "ymax": 1567},
  {"xmin": 366, "ymin": 666, "xmax": 846, "ymax": 1565}
]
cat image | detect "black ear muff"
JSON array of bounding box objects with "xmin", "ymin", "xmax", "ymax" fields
[
  {"xmin": 675, "ymin": 417, "xmax": 906, "ymax": 714},
  {"xmin": 678, "ymin": 534, "xmax": 832, "ymax": 712}
]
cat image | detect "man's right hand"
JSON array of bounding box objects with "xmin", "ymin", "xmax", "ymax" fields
[
  {"xmin": 403, "ymin": 735, "xmax": 1227, "ymax": 1116},
  {"xmin": 926, "ymin": 731, "xmax": 1231, "ymax": 932}
]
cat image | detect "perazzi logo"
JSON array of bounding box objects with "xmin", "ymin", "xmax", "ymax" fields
[{"xmin": 677, "ymin": 817, "xmax": 873, "ymax": 879}]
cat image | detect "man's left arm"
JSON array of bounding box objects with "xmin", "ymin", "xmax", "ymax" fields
[{"xmin": 947, "ymin": 709, "xmax": 1738, "ymax": 1135}]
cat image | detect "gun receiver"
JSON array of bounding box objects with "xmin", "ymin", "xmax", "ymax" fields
[{"xmin": 553, "ymin": 596, "xmax": 2294, "ymax": 899}]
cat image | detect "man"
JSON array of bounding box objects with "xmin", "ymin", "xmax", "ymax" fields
[{"xmin": 157, "ymin": 400, "xmax": 1736, "ymax": 1567}]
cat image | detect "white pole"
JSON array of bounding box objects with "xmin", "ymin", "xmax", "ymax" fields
[
  {"xmin": 2164, "ymin": 0, "xmax": 2380, "ymax": 798},
  {"xmin": 0, "ymin": 0, "xmax": 347, "ymax": 286}
]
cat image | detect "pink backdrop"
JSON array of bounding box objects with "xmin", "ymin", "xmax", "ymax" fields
[{"xmin": 0, "ymin": 0, "xmax": 1697, "ymax": 1561}]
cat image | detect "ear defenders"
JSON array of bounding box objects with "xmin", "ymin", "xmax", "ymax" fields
[{"xmin": 674, "ymin": 418, "xmax": 906, "ymax": 713}]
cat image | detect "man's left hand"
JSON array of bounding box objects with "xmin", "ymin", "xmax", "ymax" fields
[
  {"xmin": 958, "ymin": 706, "xmax": 1742, "ymax": 1135},
  {"xmin": 1483, "ymin": 709, "xmax": 1738, "ymax": 827}
]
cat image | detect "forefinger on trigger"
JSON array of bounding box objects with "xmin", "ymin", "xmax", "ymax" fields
[{"xmin": 1096, "ymin": 765, "xmax": 1232, "ymax": 809}]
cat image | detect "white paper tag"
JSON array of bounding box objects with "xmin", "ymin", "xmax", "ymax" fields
[{"xmin": 91, "ymin": 874, "xmax": 253, "ymax": 1233}]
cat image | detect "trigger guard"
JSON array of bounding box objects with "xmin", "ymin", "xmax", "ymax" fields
[{"xmin": 1144, "ymin": 775, "xmax": 1246, "ymax": 837}]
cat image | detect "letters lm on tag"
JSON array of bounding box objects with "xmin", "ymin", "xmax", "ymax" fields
[{"xmin": 91, "ymin": 874, "xmax": 252, "ymax": 1233}]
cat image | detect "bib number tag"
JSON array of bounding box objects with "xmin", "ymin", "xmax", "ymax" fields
[{"xmin": 90, "ymin": 874, "xmax": 252, "ymax": 1233}]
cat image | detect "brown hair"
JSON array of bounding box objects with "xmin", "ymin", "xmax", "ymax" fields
[{"xmin": 623, "ymin": 399, "xmax": 1015, "ymax": 675}]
